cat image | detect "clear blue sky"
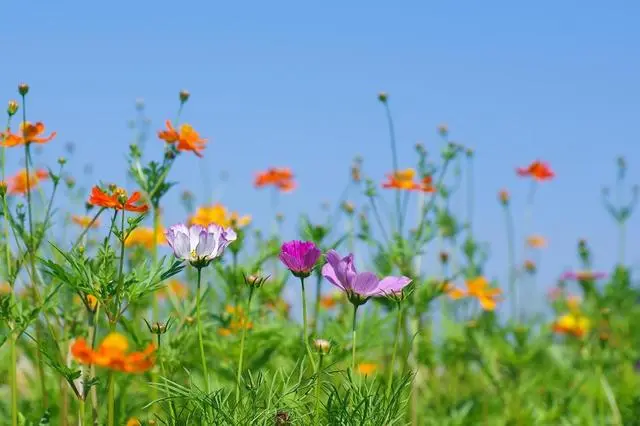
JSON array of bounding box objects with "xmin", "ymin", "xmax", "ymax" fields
[{"xmin": 3, "ymin": 1, "xmax": 640, "ymax": 312}]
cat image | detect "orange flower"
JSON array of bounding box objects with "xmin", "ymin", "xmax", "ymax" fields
[
  {"xmin": 88, "ymin": 186, "xmax": 148, "ymax": 213},
  {"xmin": 1, "ymin": 121, "xmax": 56, "ymax": 147},
  {"xmin": 7, "ymin": 169, "xmax": 49, "ymax": 195},
  {"xmin": 158, "ymin": 120, "xmax": 207, "ymax": 157},
  {"xmin": 0, "ymin": 282, "xmax": 10, "ymax": 295},
  {"xmin": 516, "ymin": 161, "xmax": 554, "ymax": 181},
  {"xmin": 447, "ymin": 276, "xmax": 502, "ymax": 311},
  {"xmin": 527, "ymin": 235, "xmax": 547, "ymax": 249},
  {"xmin": 126, "ymin": 419, "xmax": 141, "ymax": 426},
  {"xmin": 72, "ymin": 215, "xmax": 100, "ymax": 229},
  {"xmin": 357, "ymin": 362, "xmax": 378, "ymax": 376},
  {"xmin": 552, "ymin": 313, "xmax": 590, "ymax": 338},
  {"xmin": 71, "ymin": 332, "xmax": 155, "ymax": 373},
  {"xmin": 320, "ymin": 291, "xmax": 344, "ymax": 309},
  {"xmin": 190, "ymin": 204, "xmax": 251, "ymax": 228},
  {"xmin": 125, "ymin": 226, "xmax": 166, "ymax": 249},
  {"xmin": 157, "ymin": 279, "xmax": 189, "ymax": 300},
  {"xmin": 382, "ymin": 168, "xmax": 421, "ymax": 191},
  {"xmin": 218, "ymin": 305, "xmax": 253, "ymax": 336},
  {"xmin": 498, "ymin": 189, "xmax": 510, "ymax": 204},
  {"xmin": 254, "ymin": 167, "xmax": 296, "ymax": 192},
  {"xmin": 420, "ymin": 175, "xmax": 436, "ymax": 193}
]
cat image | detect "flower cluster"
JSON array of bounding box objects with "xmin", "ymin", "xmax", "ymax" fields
[{"xmin": 71, "ymin": 333, "xmax": 155, "ymax": 373}]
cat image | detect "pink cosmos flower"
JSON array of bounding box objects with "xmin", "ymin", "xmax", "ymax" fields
[{"xmin": 279, "ymin": 240, "xmax": 322, "ymax": 278}]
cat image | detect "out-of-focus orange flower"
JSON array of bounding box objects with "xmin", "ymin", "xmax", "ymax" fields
[
  {"xmin": 566, "ymin": 295, "xmax": 581, "ymax": 312},
  {"xmin": 158, "ymin": 121, "xmax": 207, "ymax": 157},
  {"xmin": 218, "ymin": 305, "xmax": 253, "ymax": 336},
  {"xmin": 126, "ymin": 419, "xmax": 141, "ymax": 426},
  {"xmin": 320, "ymin": 291, "xmax": 345, "ymax": 309},
  {"xmin": 357, "ymin": 362, "xmax": 378, "ymax": 376},
  {"xmin": 88, "ymin": 186, "xmax": 148, "ymax": 213},
  {"xmin": 7, "ymin": 169, "xmax": 48, "ymax": 195},
  {"xmin": 382, "ymin": 168, "xmax": 421, "ymax": 191},
  {"xmin": 552, "ymin": 313, "xmax": 590, "ymax": 338},
  {"xmin": 420, "ymin": 175, "xmax": 436, "ymax": 193},
  {"xmin": 157, "ymin": 279, "xmax": 189, "ymax": 300},
  {"xmin": 0, "ymin": 282, "xmax": 11, "ymax": 295},
  {"xmin": 190, "ymin": 204, "xmax": 251, "ymax": 229},
  {"xmin": 527, "ymin": 235, "xmax": 547, "ymax": 249},
  {"xmin": 447, "ymin": 276, "xmax": 502, "ymax": 311},
  {"xmin": 71, "ymin": 332, "xmax": 155, "ymax": 373},
  {"xmin": 72, "ymin": 215, "xmax": 100, "ymax": 229},
  {"xmin": 86, "ymin": 294, "xmax": 98, "ymax": 311},
  {"xmin": 265, "ymin": 298, "xmax": 291, "ymax": 317},
  {"xmin": 254, "ymin": 167, "xmax": 296, "ymax": 192},
  {"xmin": 516, "ymin": 161, "xmax": 554, "ymax": 181},
  {"xmin": 125, "ymin": 226, "xmax": 166, "ymax": 249},
  {"xmin": 1, "ymin": 121, "xmax": 56, "ymax": 147}
]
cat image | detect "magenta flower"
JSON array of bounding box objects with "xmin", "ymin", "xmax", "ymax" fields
[
  {"xmin": 165, "ymin": 223, "xmax": 236, "ymax": 268},
  {"xmin": 321, "ymin": 250, "xmax": 411, "ymax": 305},
  {"xmin": 279, "ymin": 240, "xmax": 321, "ymax": 278},
  {"xmin": 560, "ymin": 270, "xmax": 607, "ymax": 281}
]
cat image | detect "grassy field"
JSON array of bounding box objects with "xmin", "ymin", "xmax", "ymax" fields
[{"xmin": 1, "ymin": 85, "xmax": 639, "ymax": 425}]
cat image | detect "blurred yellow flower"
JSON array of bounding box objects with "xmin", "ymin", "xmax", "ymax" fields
[
  {"xmin": 125, "ymin": 226, "xmax": 166, "ymax": 249},
  {"xmin": 190, "ymin": 204, "xmax": 251, "ymax": 229},
  {"xmin": 357, "ymin": 362, "xmax": 378, "ymax": 376},
  {"xmin": 218, "ymin": 305, "xmax": 253, "ymax": 336},
  {"xmin": 72, "ymin": 214, "xmax": 101, "ymax": 229},
  {"xmin": 447, "ymin": 276, "xmax": 502, "ymax": 311},
  {"xmin": 126, "ymin": 418, "xmax": 141, "ymax": 426},
  {"xmin": 0, "ymin": 282, "xmax": 10, "ymax": 295},
  {"xmin": 552, "ymin": 313, "xmax": 590, "ymax": 338},
  {"xmin": 157, "ymin": 279, "xmax": 189, "ymax": 300},
  {"xmin": 527, "ymin": 235, "xmax": 547, "ymax": 249}
]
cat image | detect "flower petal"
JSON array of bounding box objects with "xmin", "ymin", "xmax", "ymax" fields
[{"xmin": 352, "ymin": 272, "xmax": 379, "ymax": 297}]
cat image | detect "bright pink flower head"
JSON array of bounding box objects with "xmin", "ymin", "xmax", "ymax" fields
[
  {"xmin": 321, "ymin": 250, "xmax": 412, "ymax": 305},
  {"xmin": 560, "ymin": 270, "xmax": 607, "ymax": 281},
  {"xmin": 279, "ymin": 240, "xmax": 322, "ymax": 278}
]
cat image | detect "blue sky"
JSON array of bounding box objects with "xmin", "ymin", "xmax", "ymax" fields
[{"xmin": 2, "ymin": 1, "xmax": 640, "ymax": 313}]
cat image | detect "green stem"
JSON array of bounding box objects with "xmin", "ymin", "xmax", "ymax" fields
[
  {"xmin": 196, "ymin": 267, "xmax": 210, "ymax": 394},
  {"xmin": 386, "ymin": 303, "xmax": 403, "ymax": 397},
  {"xmin": 619, "ymin": 221, "xmax": 625, "ymax": 265},
  {"xmin": 158, "ymin": 335, "xmax": 177, "ymax": 424},
  {"xmin": 78, "ymin": 398, "xmax": 84, "ymax": 426},
  {"xmin": 382, "ymin": 101, "xmax": 402, "ymax": 235},
  {"xmin": 314, "ymin": 354, "xmax": 324, "ymax": 424},
  {"xmin": 10, "ymin": 330, "xmax": 17, "ymax": 426},
  {"xmin": 300, "ymin": 277, "xmax": 316, "ymax": 372},
  {"xmin": 312, "ymin": 272, "xmax": 322, "ymax": 336},
  {"xmin": 107, "ymin": 372, "xmax": 115, "ymax": 426},
  {"xmin": 351, "ymin": 304, "xmax": 359, "ymax": 371},
  {"xmin": 504, "ymin": 204, "xmax": 517, "ymax": 322},
  {"xmin": 113, "ymin": 210, "xmax": 126, "ymax": 326},
  {"xmin": 235, "ymin": 287, "xmax": 255, "ymax": 403}
]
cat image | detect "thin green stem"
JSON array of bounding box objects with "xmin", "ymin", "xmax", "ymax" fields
[
  {"xmin": 196, "ymin": 267, "xmax": 210, "ymax": 394},
  {"xmin": 351, "ymin": 304, "xmax": 359, "ymax": 371},
  {"xmin": 504, "ymin": 204, "xmax": 517, "ymax": 322},
  {"xmin": 300, "ymin": 277, "xmax": 316, "ymax": 372},
  {"xmin": 619, "ymin": 221, "xmax": 625, "ymax": 265},
  {"xmin": 113, "ymin": 210, "xmax": 126, "ymax": 326},
  {"xmin": 312, "ymin": 272, "xmax": 322, "ymax": 336},
  {"xmin": 158, "ymin": 334, "xmax": 177, "ymax": 424},
  {"xmin": 236, "ymin": 287, "xmax": 255, "ymax": 403},
  {"xmin": 382, "ymin": 102, "xmax": 403, "ymax": 234},
  {"xmin": 386, "ymin": 303, "xmax": 403, "ymax": 397},
  {"xmin": 78, "ymin": 398, "xmax": 84, "ymax": 426},
  {"xmin": 10, "ymin": 330, "xmax": 17, "ymax": 426},
  {"xmin": 314, "ymin": 354, "xmax": 324, "ymax": 424},
  {"xmin": 107, "ymin": 372, "xmax": 115, "ymax": 426}
]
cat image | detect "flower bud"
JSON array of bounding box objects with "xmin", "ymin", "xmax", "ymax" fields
[
  {"xmin": 439, "ymin": 251, "xmax": 449, "ymax": 265},
  {"xmin": 437, "ymin": 123, "xmax": 448, "ymax": 137},
  {"xmin": 341, "ymin": 201, "xmax": 355, "ymax": 215},
  {"xmin": 135, "ymin": 98, "xmax": 145, "ymax": 111},
  {"xmin": 498, "ymin": 189, "xmax": 510, "ymax": 205},
  {"xmin": 524, "ymin": 260, "xmax": 536, "ymax": 274},
  {"xmin": 179, "ymin": 90, "xmax": 190, "ymax": 104},
  {"xmin": 58, "ymin": 157, "xmax": 67, "ymax": 166},
  {"xmin": 0, "ymin": 181, "xmax": 7, "ymax": 198},
  {"xmin": 377, "ymin": 92, "xmax": 388, "ymax": 103},
  {"xmin": 18, "ymin": 83, "xmax": 29, "ymax": 96},
  {"xmin": 7, "ymin": 100, "xmax": 18, "ymax": 116},
  {"xmin": 245, "ymin": 273, "xmax": 269, "ymax": 288},
  {"xmin": 275, "ymin": 411, "xmax": 291, "ymax": 426},
  {"xmin": 86, "ymin": 294, "xmax": 99, "ymax": 313},
  {"xmin": 313, "ymin": 338, "xmax": 331, "ymax": 354}
]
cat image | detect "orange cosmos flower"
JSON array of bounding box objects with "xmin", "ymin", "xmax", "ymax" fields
[
  {"xmin": 157, "ymin": 279, "xmax": 189, "ymax": 300},
  {"xmin": 552, "ymin": 313, "xmax": 590, "ymax": 338},
  {"xmin": 125, "ymin": 226, "xmax": 166, "ymax": 249},
  {"xmin": 447, "ymin": 276, "xmax": 502, "ymax": 311},
  {"xmin": 516, "ymin": 161, "xmax": 554, "ymax": 181},
  {"xmin": 126, "ymin": 419, "xmax": 141, "ymax": 426},
  {"xmin": 71, "ymin": 332, "xmax": 155, "ymax": 373},
  {"xmin": 527, "ymin": 235, "xmax": 547, "ymax": 249},
  {"xmin": 7, "ymin": 169, "xmax": 49, "ymax": 195},
  {"xmin": 88, "ymin": 186, "xmax": 148, "ymax": 213},
  {"xmin": 72, "ymin": 215, "xmax": 101, "ymax": 229},
  {"xmin": 190, "ymin": 204, "xmax": 251, "ymax": 228},
  {"xmin": 0, "ymin": 121, "xmax": 57, "ymax": 147},
  {"xmin": 382, "ymin": 168, "xmax": 421, "ymax": 191},
  {"xmin": 254, "ymin": 167, "xmax": 296, "ymax": 192},
  {"xmin": 420, "ymin": 175, "xmax": 436, "ymax": 193},
  {"xmin": 158, "ymin": 120, "xmax": 207, "ymax": 157},
  {"xmin": 357, "ymin": 362, "xmax": 378, "ymax": 376}
]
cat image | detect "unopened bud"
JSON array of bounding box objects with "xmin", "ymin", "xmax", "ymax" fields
[
  {"xmin": 341, "ymin": 201, "xmax": 355, "ymax": 215},
  {"xmin": 179, "ymin": 90, "xmax": 190, "ymax": 103},
  {"xmin": 524, "ymin": 260, "xmax": 536, "ymax": 274},
  {"xmin": 7, "ymin": 100, "xmax": 18, "ymax": 116},
  {"xmin": 135, "ymin": 98, "xmax": 145, "ymax": 111},
  {"xmin": 245, "ymin": 273, "xmax": 269, "ymax": 288},
  {"xmin": 439, "ymin": 251, "xmax": 449, "ymax": 264},
  {"xmin": 18, "ymin": 83, "xmax": 29, "ymax": 96},
  {"xmin": 377, "ymin": 92, "xmax": 388, "ymax": 103},
  {"xmin": 0, "ymin": 181, "xmax": 7, "ymax": 197},
  {"xmin": 437, "ymin": 123, "xmax": 448, "ymax": 137},
  {"xmin": 313, "ymin": 338, "xmax": 331, "ymax": 354},
  {"xmin": 58, "ymin": 157, "xmax": 67, "ymax": 166},
  {"xmin": 498, "ymin": 189, "xmax": 510, "ymax": 205}
]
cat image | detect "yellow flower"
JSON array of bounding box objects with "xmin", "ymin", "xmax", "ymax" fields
[
  {"xmin": 157, "ymin": 279, "xmax": 189, "ymax": 300},
  {"xmin": 190, "ymin": 204, "xmax": 251, "ymax": 229},
  {"xmin": 527, "ymin": 235, "xmax": 547, "ymax": 249},
  {"xmin": 86, "ymin": 294, "xmax": 98, "ymax": 311},
  {"xmin": 72, "ymin": 215, "xmax": 101, "ymax": 229},
  {"xmin": 0, "ymin": 282, "xmax": 11, "ymax": 295},
  {"xmin": 447, "ymin": 276, "xmax": 502, "ymax": 311},
  {"xmin": 553, "ymin": 313, "xmax": 590, "ymax": 338},
  {"xmin": 125, "ymin": 227, "xmax": 166, "ymax": 249},
  {"xmin": 357, "ymin": 362, "xmax": 378, "ymax": 376},
  {"xmin": 126, "ymin": 418, "xmax": 141, "ymax": 426}
]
